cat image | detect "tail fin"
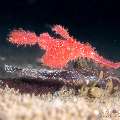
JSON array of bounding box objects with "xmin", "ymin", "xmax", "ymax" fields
[{"xmin": 9, "ymin": 29, "xmax": 38, "ymax": 46}]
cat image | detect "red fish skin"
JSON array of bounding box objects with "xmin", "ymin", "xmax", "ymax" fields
[
  {"xmin": 9, "ymin": 29, "xmax": 38, "ymax": 46},
  {"xmin": 52, "ymin": 25, "xmax": 70, "ymax": 39},
  {"xmin": 8, "ymin": 25, "xmax": 120, "ymax": 69}
]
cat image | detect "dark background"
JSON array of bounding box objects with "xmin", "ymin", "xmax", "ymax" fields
[{"xmin": 0, "ymin": 0, "xmax": 120, "ymax": 65}]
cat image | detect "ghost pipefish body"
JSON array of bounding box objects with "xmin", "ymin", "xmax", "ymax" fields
[{"xmin": 9, "ymin": 25, "xmax": 120, "ymax": 69}]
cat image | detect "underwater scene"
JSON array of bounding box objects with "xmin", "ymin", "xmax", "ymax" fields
[{"xmin": 0, "ymin": 0, "xmax": 120, "ymax": 120}]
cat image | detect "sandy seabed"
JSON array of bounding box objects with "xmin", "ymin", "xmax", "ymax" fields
[{"xmin": 0, "ymin": 85, "xmax": 120, "ymax": 120}]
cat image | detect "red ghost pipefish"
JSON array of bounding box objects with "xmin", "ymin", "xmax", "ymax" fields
[{"xmin": 9, "ymin": 25, "xmax": 120, "ymax": 69}]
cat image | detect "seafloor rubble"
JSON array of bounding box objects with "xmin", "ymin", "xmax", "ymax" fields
[
  {"xmin": 0, "ymin": 59, "xmax": 120, "ymax": 120},
  {"xmin": 0, "ymin": 58, "xmax": 119, "ymax": 96}
]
